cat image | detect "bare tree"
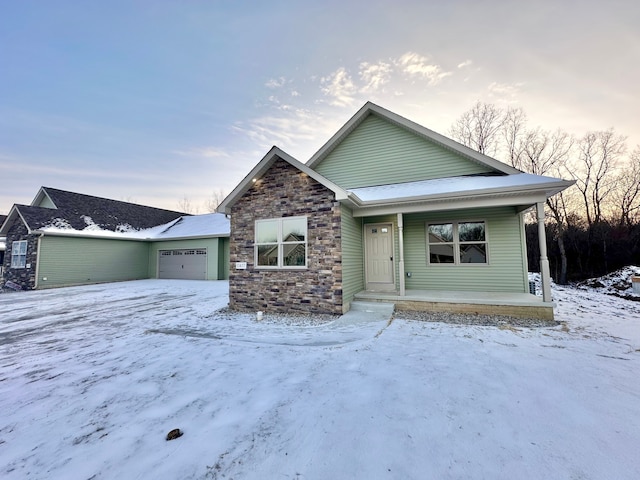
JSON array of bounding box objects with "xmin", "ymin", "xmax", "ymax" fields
[
  {"xmin": 515, "ymin": 127, "xmax": 575, "ymax": 284},
  {"xmin": 449, "ymin": 101, "xmax": 506, "ymax": 156},
  {"xmin": 611, "ymin": 146, "xmax": 640, "ymax": 226},
  {"xmin": 204, "ymin": 189, "xmax": 227, "ymax": 213},
  {"xmin": 571, "ymin": 129, "xmax": 627, "ymax": 226},
  {"xmin": 502, "ymin": 106, "xmax": 527, "ymax": 168},
  {"xmin": 177, "ymin": 196, "xmax": 196, "ymax": 214}
]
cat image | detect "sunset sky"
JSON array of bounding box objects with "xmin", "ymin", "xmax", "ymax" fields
[{"xmin": 1, "ymin": 0, "xmax": 639, "ymax": 214}]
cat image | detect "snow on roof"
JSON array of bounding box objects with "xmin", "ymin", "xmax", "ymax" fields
[
  {"xmin": 349, "ymin": 173, "xmax": 568, "ymax": 202},
  {"xmin": 39, "ymin": 213, "xmax": 229, "ymax": 240},
  {"xmin": 154, "ymin": 213, "xmax": 230, "ymax": 239}
]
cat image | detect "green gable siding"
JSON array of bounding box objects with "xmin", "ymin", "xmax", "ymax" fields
[
  {"xmin": 36, "ymin": 195, "xmax": 56, "ymax": 209},
  {"xmin": 147, "ymin": 238, "xmax": 228, "ymax": 280},
  {"xmin": 402, "ymin": 207, "xmax": 527, "ymax": 293},
  {"xmin": 340, "ymin": 205, "xmax": 364, "ymax": 308},
  {"xmin": 37, "ymin": 236, "xmax": 149, "ymax": 288},
  {"xmin": 315, "ymin": 114, "xmax": 493, "ymax": 188}
]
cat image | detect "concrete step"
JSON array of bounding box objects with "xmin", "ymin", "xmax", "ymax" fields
[{"xmin": 349, "ymin": 301, "xmax": 395, "ymax": 315}]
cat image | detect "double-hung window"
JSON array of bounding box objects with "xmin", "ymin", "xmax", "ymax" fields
[
  {"xmin": 11, "ymin": 240, "xmax": 28, "ymax": 268},
  {"xmin": 427, "ymin": 221, "xmax": 487, "ymax": 265},
  {"xmin": 255, "ymin": 216, "xmax": 307, "ymax": 269}
]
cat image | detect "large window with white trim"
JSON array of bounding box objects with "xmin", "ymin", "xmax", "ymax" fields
[
  {"xmin": 255, "ymin": 216, "xmax": 307, "ymax": 268},
  {"xmin": 427, "ymin": 221, "xmax": 488, "ymax": 264},
  {"xmin": 11, "ymin": 240, "xmax": 28, "ymax": 268}
]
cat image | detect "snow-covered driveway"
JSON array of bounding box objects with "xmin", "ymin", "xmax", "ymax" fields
[{"xmin": 1, "ymin": 279, "xmax": 639, "ymax": 479}]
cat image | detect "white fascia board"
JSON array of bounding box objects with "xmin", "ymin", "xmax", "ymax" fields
[
  {"xmin": 350, "ymin": 192, "xmax": 549, "ymax": 217},
  {"xmin": 149, "ymin": 234, "xmax": 228, "ymax": 242},
  {"xmin": 307, "ymin": 101, "xmax": 522, "ymax": 175},
  {"xmin": 33, "ymin": 230, "xmax": 150, "ymax": 242},
  {"xmin": 217, "ymin": 146, "xmax": 349, "ymax": 214}
]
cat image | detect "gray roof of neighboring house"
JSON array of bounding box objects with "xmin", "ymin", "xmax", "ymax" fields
[{"xmin": 1, "ymin": 187, "xmax": 187, "ymax": 235}]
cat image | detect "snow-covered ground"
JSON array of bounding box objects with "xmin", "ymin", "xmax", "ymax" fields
[{"xmin": 1, "ymin": 275, "xmax": 639, "ymax": 480}]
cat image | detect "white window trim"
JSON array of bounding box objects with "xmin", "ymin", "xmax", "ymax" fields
[
  {"xmin": 255, "ymin": 216, "xmax": 308, "ymax": 270},
  {"xmin": 11, "ymin": 240, "xmax": 28, "ymax": 269},
  {"xmin": 426, "ymin": 220, "xmax": 489, "ymax": 266}
]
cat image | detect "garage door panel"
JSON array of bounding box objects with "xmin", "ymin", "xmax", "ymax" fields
[{"xmin": 158, "ymin": 249, "xmax": 207, "ymax": 280}]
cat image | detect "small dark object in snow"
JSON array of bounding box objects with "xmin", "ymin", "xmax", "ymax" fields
[
  {"xmin": 166, "ymin": 428, "xmax": 183, "ymax": 441},
  {"xmin": 3, "ymin": 281, "xmax": 22, "ymax": 291}
]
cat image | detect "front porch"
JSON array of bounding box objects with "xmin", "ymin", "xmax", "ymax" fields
[{"xmin": 354, "ymin": 289, "xmax": 555, "ymax": 321}]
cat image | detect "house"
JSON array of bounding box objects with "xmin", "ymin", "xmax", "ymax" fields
[
  {"xmin": 218, "ymin": 102, "xmax": 574, "ymax": 320},
  {"xmin": 1, "ymin": 187, "xmax": 230, "ymax": 290}
]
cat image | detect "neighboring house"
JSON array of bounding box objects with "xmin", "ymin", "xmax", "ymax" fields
[
  {"xmin": 1, "ymin": 187, "xmax": 229, "ymax": 290},
  {"xmin": 218, "ymin": 102, "xmax": 574, "ymax": 319}
]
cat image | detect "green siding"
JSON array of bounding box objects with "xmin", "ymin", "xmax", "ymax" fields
[
  {"xmin": 218, "ymin": 238, "xmax": 229, "ymax": 280},
  {"xmin": 340, "ymin": 205, "xmax": 364, "ymax": 307},
  {"xmin": 36, "ymin": 196, "xmax": 56, "ymax": 208},
  {"xmin": 148, "ymin": 238, "xmax": 228, "ymax": 280},
  {"xmin": 315, "ymin": 114, "xmax": 493, "ymax": 188},
  {"xmin": 38, "ymin": 236, "xmax": 149, "ymax": 288},
  {"xmin": 402, "ymin": 207, "xmax": 527, "ymax": 293}
]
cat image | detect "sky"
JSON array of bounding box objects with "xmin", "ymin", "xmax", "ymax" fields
[{"xmin": 1, "ymin": 0, "xmax": 639, "ymax": 215}]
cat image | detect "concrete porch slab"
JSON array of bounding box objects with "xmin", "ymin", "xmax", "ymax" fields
[{"xmin": 354, "ymin": 290, "xmax": 555, "ymax": 320}]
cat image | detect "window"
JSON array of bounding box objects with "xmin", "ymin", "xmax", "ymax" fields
[
  {"xmin": 11, "ymin": 240, "xmax": 28, "ymax": 268},
  {"xmin": 427, "ymin": 221, "xmax": 487, "ymax": 265},
  {"xmin": 255, "ymin": 216, "xmax": 307, "ymax": 268}
]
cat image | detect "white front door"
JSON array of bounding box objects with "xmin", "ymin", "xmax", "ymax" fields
[{"xmin": 365, "ymin": 223, "xmax": 395, "ymax": 290}]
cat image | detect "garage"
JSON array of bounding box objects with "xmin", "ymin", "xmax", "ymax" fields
[{"xmin": 158, "ymin": 248, "xmax": 207, "ymax": 280}]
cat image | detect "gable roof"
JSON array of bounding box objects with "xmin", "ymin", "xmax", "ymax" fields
[
  {"xmin": 307, "ymin": 101, "xmax": 521, "ymax": 176},
  {"xmin": 0, "ymin": 187, "xmax": 187, "ymax": 236},
  {"xmin": 217, "ymin": 146, "xmax": 350, "ymax": 215}
]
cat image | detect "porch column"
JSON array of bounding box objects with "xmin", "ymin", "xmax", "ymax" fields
[
  {"xmin": 536, "ymin": 202, "xmax": 552, "ymax": 302},
  {"xmin": 397, "ymin": 213, "xmax": 406, "ymax": 296}
]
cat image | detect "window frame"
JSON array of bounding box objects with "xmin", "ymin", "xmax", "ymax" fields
[
  {"xmin": 255, "ymin": 216, "xmax": 308, "ymax": 270},
  {"xmin": 11, "ymin": 240, "xmax": 28, "ymax": 269},
  {"xmin": 426, "ymin": 220, "xmax": 489, "ymax": 266}
]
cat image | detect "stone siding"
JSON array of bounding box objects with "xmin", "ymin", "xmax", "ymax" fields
[
  {"xmin": 2, "ymin": 218, "xmax": 38, "ymax": 290},
  {"xmin": 229, "ymin": 158, "xmax": 343, "ymax": 315}
]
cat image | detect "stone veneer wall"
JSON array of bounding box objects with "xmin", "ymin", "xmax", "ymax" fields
[
  {"xmin": 229, "ymin": 158, "xmax": 343, "ymax": 315},
  {"xmin": 2, "ymin": 218, "xmax": 38, "ymax": 290}
]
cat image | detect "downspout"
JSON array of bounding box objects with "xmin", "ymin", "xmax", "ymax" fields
[
  {"xmin": 397, "ymin": 213, "xmax": 405, "ymax": 296},
  {"xmin": 536, "ymin": 202, "xmax": 552, "ymax": 302},
  {"xmin": 34, "ymin": 232, "xmax": 44, "ymax": 289}
]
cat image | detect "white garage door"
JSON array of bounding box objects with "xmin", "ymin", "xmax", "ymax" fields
[{"xmin": 158, "ymin": 249, "xmax": 207, "ymax": 280}]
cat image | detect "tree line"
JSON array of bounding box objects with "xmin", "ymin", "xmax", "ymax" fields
[{"xmin": 450, "ymin": 101, "xmax": 640, "ymax": 283}]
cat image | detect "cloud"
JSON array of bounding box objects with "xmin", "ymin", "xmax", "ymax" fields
[
  {"xmin": 320, "ymin": 67, "xmax": 358, "ymax": 107},
  {"xmin": 265, "ymin": 77, "xmax": 287, "ymax": 88},
  {"xmin": 488, "ymin": 81, "xmax": 524, "ymax": 100},
  {"xmin": 173, "ymin": 147, "xmax": 230, "ymax": 158},
  {"xmin": 396, "ymin": 52, "xmax": 452, "ymax": 85},
  {"xmin": 457, "ymin": 60, "xmax": 473, "ymax": 69},
  {"xmin": 359, "ymin": 61, "xmax": 392, "ymax": 92}
]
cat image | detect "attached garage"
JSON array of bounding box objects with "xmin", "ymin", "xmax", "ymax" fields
[{"xmin": 158, "ymin": 248, "xmax": 207, "ymax": 280}]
